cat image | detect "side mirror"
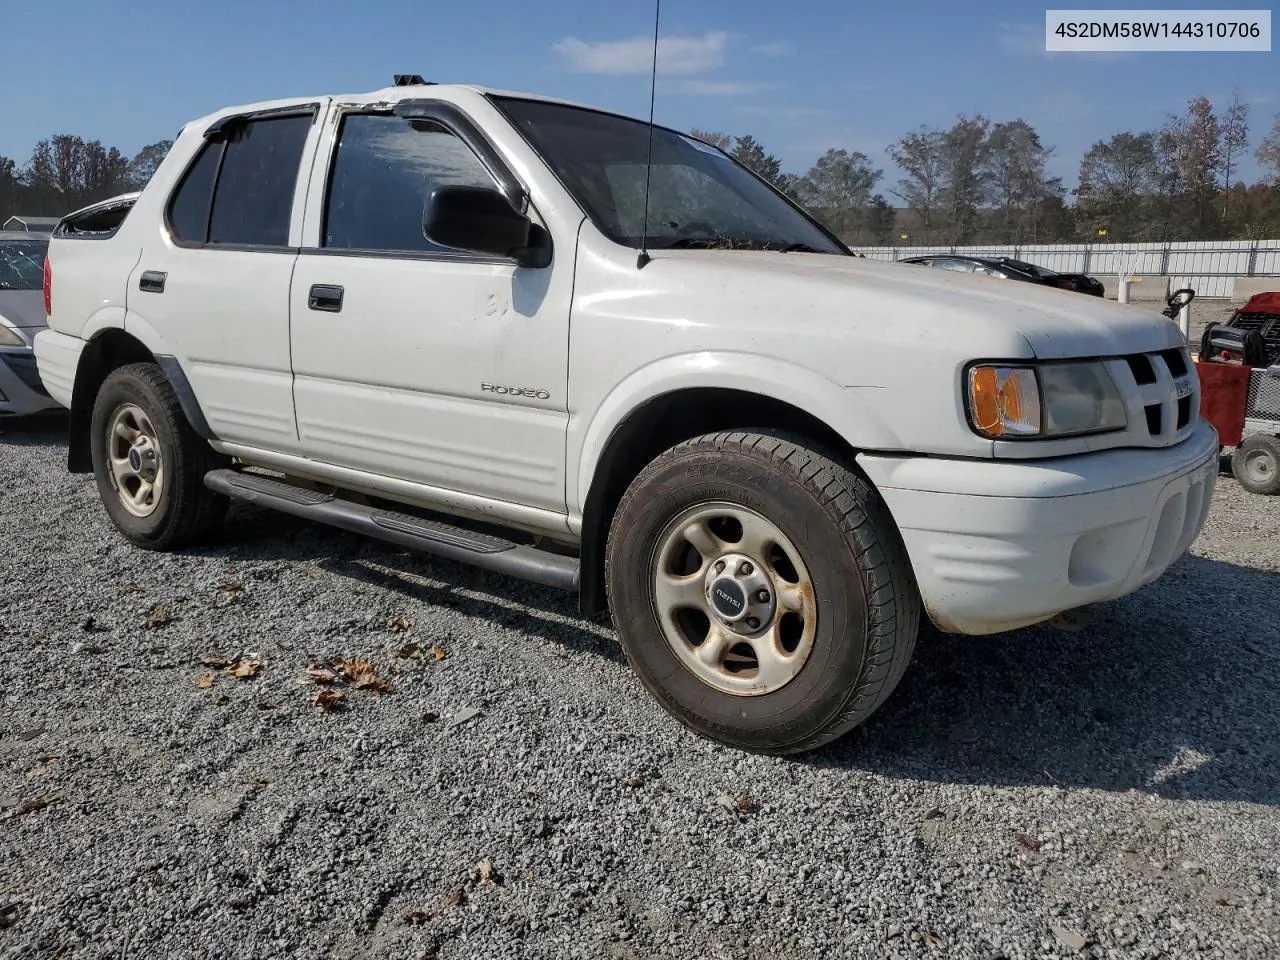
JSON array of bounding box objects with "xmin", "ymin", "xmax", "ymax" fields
[{"xmin": 423, "ymin": 185, "xmax": 551, "ymax": 268}]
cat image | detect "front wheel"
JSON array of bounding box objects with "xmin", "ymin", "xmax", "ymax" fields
[
  {"xmin": 90, "ymin": 362, "xmax": 229, "ymax": 549},
  {"xmin": 605, "ymin": 431, "xmax": 921, "ymax": 754},
  {"xmin": 1232, "ymin": 435, "xmax": 1280, "ymax": 495}
]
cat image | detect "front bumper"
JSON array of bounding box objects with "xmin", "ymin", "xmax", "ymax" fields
[
  {"xmin": 0, "ymin": 347, "xmax": 61, "ymax": 416},
  {"xmin": 859, "ymin": 421, "xmax": 1220, "ymax": 635}
]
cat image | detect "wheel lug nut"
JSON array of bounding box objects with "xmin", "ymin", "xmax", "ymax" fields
[
  {"xmin": 739, "ymin": 561, "xmax": 753, "ymax": 576},
  {"xmin": 714, "ymin": 560, "xmax": 726, "ymax": 574},
  {"xmin": 744, "ymin": 617, "xmax": 761, "ymax": 630},
  {"xmin": 756, "ymin": 590, "xmax": 770, "ymax": 603}
]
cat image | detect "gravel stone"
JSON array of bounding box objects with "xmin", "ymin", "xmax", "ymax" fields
[{"xmin": 1, "ymin": 414, "xmax": 1278, "ymax": 959}]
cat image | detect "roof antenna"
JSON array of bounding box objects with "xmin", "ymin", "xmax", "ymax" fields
[{"xmin": 636, "ymin": 0, "xmax": 661, "ymax": 270}]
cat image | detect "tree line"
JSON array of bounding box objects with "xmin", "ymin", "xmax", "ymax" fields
[
  {"xmin": 4, "ymin": 92, "xmax": 1280, "ymax": 245},
  {"xmin": 694, "ymin": 92, "xmax": 1280, "ymax": 246},
  {"xmin": 0, "ymin": 136, "xmax": 172, "ymax": 223}
]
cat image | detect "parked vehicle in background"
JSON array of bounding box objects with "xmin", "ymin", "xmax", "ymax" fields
[
  {"xmin": 0, "ymin": 232, "xmax": 60, "ymax": 417},
  {"xmin": 36, "ymin": 79, "xmax": 1218, "ymax": 754},
  {"xmin": 902, "ymin": 255, "xmax": 1104, "ymax": 297}
]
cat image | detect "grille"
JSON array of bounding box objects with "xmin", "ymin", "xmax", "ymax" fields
[
  {"xmin": 1232, "ymin": 312, "xmax": 1280, "ymax": 366},
  {"xmin": 1247, "ymin": 368, "xmax": 1280, "ymax": 424},
  {"xmin": 1116, "ymin": 346, "xmax": 1197, "ymax": 446}
]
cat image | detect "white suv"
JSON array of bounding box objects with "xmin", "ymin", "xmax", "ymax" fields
[{"xmin": 35, "ymin": 80, "xmax": 1218, "ymax": 753}]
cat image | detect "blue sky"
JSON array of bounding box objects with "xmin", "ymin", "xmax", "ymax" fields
[{"xmin": 2, "ymin": 0, "xmax": 1276, "ymax": 191}]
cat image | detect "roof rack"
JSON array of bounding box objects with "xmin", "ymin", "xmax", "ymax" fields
[{"xmin": 393, "ymin": 74, "xmax": 432, "ymax": 86}]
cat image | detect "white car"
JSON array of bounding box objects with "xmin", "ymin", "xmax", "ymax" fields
[{"xmin": 35, "ymin": 79, "xmax": 1218, "ymax": 753}]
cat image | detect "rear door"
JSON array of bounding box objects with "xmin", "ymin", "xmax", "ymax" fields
[{"xmin": 128, "ymin": 103, "xmax": 328, "ymax": 453}]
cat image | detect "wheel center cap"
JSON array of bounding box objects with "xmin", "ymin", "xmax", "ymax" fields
[
  {"xmin": 128, "ymin": 447, "xmax": 142, "ymax": 471},
  {"xmin": 709, "ymin": 578, "xmax": 747, "ymax": 621},
  {"xmin": 703, "ymin": 552, "xmax": 777, "ymax": 635}
]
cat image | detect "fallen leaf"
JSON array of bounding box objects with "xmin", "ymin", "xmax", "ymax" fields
[
  {"xmin": 201, "ymin": 654, "xmax": 229, "ymax": 668},
  {"xmin": 429, "ymin": 644, "xmax": 447, "ymax": 661},
  {"xmin": 334, "ymin": 658, "xmax": 394, "ymax": 693},
  {"xmin": 387, "ymin": 616, "xmax": 412, "ymax": 633},
  {"xmin": 314, "ymin": 689, "xmax": 344, "ymax": 712},
  {"xmin": 476, "ymin": 858, "xmax": 503, "ymax": 886},
  {"xmin": 392, "ymin": 643, "xmax": 426, "ymax": 661},
  {"xmin": 1016, "ymin": 833, "xmax": 1041, "ymax": 852},
  {"xmin": 402, "ymin": 909, "xmax": 430, "ymax": 926},
  {"xmin": 1, "ymin": 793, "xmax": 61, "ymax": 821},
  {"xmin": 445, "ymin": 889, "xmax": 467, "ymax": 908},
  {"xmin": 226, "ymin": 659, "xmax": 262, "ymax": 679},
  {"xmin": 142, "ymin": 605, "xmax": 173, "ymax": 629},
  {"xmin": 735, "ymin": 793, "xmax": 753, "ymax": 813},
  {"xmin": 306, "ymin": 665, "xmax": 341, "ymax": 685},
  {"xmin": 215, "ymin": 580, "xmax": 245, "ymax": 605},
  {"xmin": 1051, "ymin": 926, "xmax": 1087, "ymax": 951},
  {"xmin": 195, "ymin": 673, "xmax": 216, "ymax": 689}
]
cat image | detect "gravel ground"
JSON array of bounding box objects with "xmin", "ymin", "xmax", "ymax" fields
[{"xmin": 1, "ymin": 415, "xmax": 1278, "ymax": 960}]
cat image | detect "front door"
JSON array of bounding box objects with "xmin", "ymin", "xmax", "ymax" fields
[{"xmin": 289, "ymin": 108, "xmax": 571, "ymax": 514}]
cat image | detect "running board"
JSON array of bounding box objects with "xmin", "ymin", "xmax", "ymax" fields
[{"xmin": 204, "ymin": 469, "xmax": 579, "ymax": 591}]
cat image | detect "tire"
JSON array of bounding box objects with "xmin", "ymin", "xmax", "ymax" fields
[
  {"xmin": 605, "ymin": 430, "xmax": 921, "ymax": 755},
  {"xmin": 1231, "ymin": 434, "xmax": 1280, "ymax": 495},
  {"xmin": 89, "ymin": 362, "xmax": 229, "ymax": 549}
]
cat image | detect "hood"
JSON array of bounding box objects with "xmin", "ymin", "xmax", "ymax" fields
[
  {"xmin": 0, "ymin": 290, "xmax": 48, "ymax": 332},
  {"xmin": 647, "ymin": 250, "xmax": 1182, "ymax": 361}
]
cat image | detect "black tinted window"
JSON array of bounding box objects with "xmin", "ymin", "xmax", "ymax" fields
[
  {"xmin": 209, "ymin": 115, "xmax": 311, "ymax": 246},
  {"xmin": 324, "ymin": 114, "xmax": 496, "ymax": 252},
  {"xmin": 167, "ymin": 141, "xmax": 220, "ymax": 243}
]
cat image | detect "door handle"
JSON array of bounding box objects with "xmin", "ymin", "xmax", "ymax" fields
[
  {"xmin": 308, "ymin": 284, "xmax": 344, "ymax": 312},
  {"xmin": 139, "ymin": 270, "xmax": 166, "ymax": 293}
]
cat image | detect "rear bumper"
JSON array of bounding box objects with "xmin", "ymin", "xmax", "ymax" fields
[
  {"xmin": 859, "ymin": 421, "xmax": 1219, "ymax": 635},
  {"xmin": 0, "ymin": 347, "xmax": 61, "ymax": 416},
  {"xmin": 32, "ymin": 329, "xmax": 82, "ymax": 410}
]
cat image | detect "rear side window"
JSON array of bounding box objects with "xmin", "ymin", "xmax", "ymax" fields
[
  {"xmin": 323, "ymin": 114, "xmax": 497, "ymax": 253},
  {"xmin": 167, "ymin": 114, "xmax": 312, "ymax": 247}
]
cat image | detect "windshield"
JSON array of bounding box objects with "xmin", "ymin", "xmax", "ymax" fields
[
  {"xmin": 0, "ymin": 239, "xmax": 48, "ymax": 290},
  {"xmin": 492, "ymin": 97, "xmax": 845, "ymax": 254}
]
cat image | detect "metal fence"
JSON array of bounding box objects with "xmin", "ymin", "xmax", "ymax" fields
[{"xmin": 847, "ymin": 239, "xmax": 1280, "ymax": 299}]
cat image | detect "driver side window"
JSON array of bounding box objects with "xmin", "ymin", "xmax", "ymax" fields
[{"xmin": 323, "ymin": 114, "xmax": 498, "ymax": 253}]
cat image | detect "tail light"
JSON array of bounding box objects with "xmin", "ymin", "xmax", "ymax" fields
[{"xmin": 42, "ymin": 255, "xmax": 52, "ymax": 316}]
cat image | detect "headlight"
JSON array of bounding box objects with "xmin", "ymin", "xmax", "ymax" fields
[
  {"xmin": 0, "ymin": 324, "xmax": 25, "ymax": 347},
  {"xmin": 968, "ymin": 362, "xmax": 1127, "ymax": 439}
]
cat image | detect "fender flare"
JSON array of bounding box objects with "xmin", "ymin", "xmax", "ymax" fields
[{"xmin": 570, "ymin": 350, "xmax": 904, "ymax": 516}]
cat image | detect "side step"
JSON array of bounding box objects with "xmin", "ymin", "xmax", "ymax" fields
[{"xmin": 204, "ymin": 469, "xmax": 579, "ymax": 591}]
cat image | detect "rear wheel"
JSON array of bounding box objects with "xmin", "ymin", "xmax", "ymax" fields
[
  {"xmin": 1232, "ymin": 435, "xmax": 1280, "ymax": 495},
  {"xmin": 90, "ymin": 363, "xmax": 229, "ymax": 549},
  {"xmin": 605, "ymin": 431, "xmax": 921, "ymax": 754}
]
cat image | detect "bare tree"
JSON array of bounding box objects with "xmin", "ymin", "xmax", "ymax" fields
[
  {"xmin": 1219, "ymin": 91, "xmax": 1250, "ymax": 222},
  {"xmin": 888, "ymin": 128, "xmax": 945, "ymax": 242},
  {"xmin": 939, "ymin": 115, "xmax": 991, "ymax": 244},
  {"xmin": 1256, "ymin": 112, "xmax": 1280, "ymax": 185},
  {"xmin": 985, "ymin": 119, "xmax": 1055, "ymax": 242},
  {"xmin": 796, "ymin": 149, "xmax": 882, "ymax": 241}
]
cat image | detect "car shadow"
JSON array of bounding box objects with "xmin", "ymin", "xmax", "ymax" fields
[
  {"xmin": 193, "ymin": 503, "xmax": 625, "ymax": 666},
  {"xmin": 0, "ymin": 410, "xmax": 68, "ymax": 440},
  {"xmin": 805, "ymin": 554, "xmax": 1280, "ymax": 806}
]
